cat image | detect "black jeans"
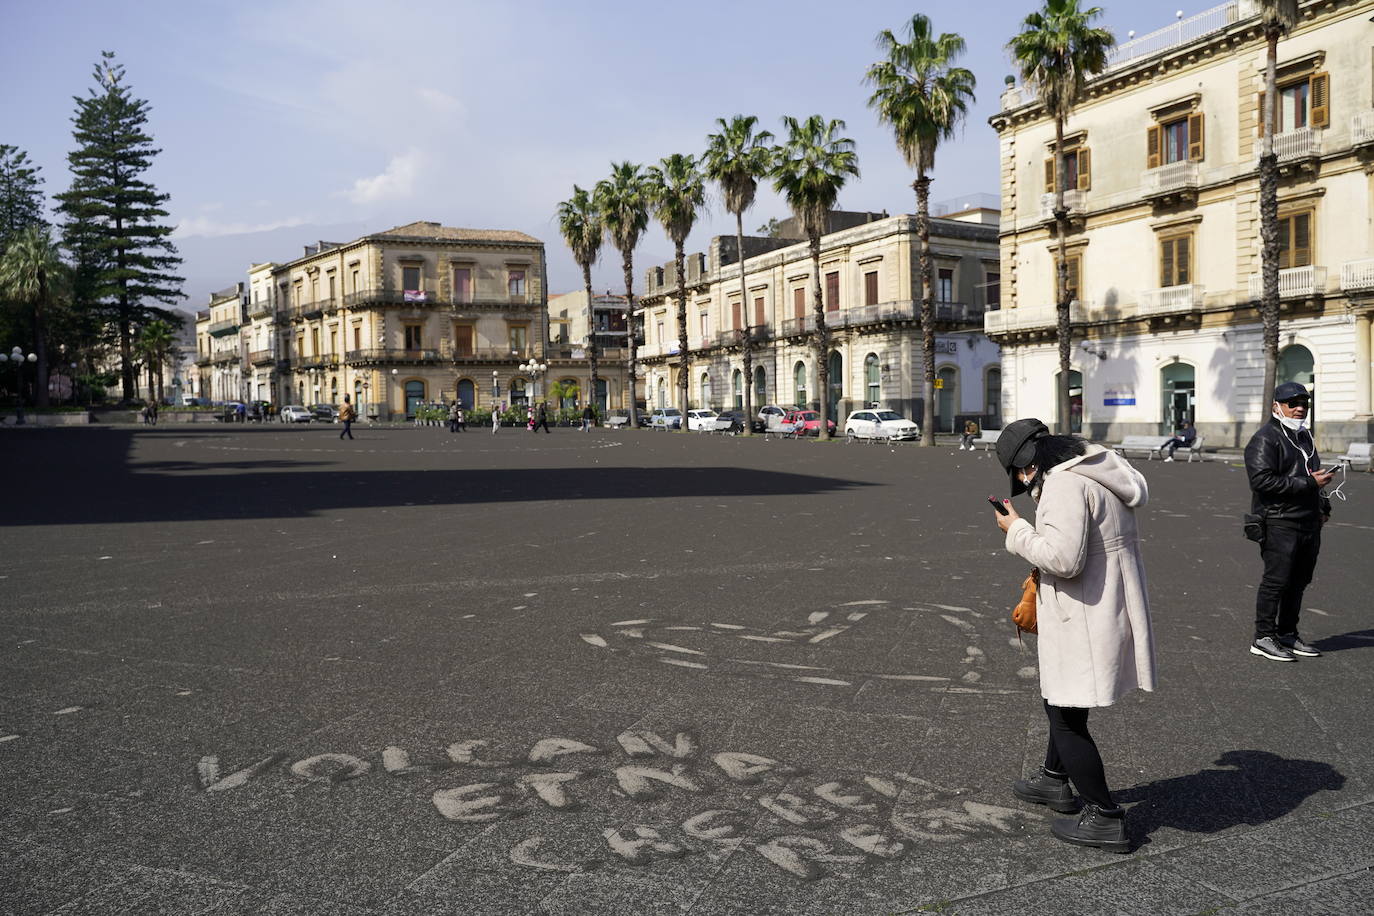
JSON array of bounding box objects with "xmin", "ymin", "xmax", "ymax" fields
[
  {"xmin": 340, "ymin": 420, "xmax": 353, "ymax": 439},
  {"xmin": 1043, "ymin": 700, "xmax": 1114, "ymax": 809},
  {"xmin": 1255, "ymin": 523, "xmax": 1321, "ymax": 640}
]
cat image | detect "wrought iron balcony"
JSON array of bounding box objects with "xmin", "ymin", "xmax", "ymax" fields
[
  {"xmin": 194, "ymin": 355, "xmax": 212, "ymax": 367},
  {"xmin": 247, "ymin": 301, "xmax": 274, "ymax": 320},
  {"xmin": 444, "ymin": 346, "xmax": 532, "ymax": 362},
  {"xmin": 1039, "ymin": 190, "xmax": 1085, "ymax": 221},
  {"xmin": 344, "ymin": 348, "xmax": 443, "ymax": 366},
  {"xmin": 1141, "ymin": 161, "xmax": 1200, "ymax": 199},
  {"xmin": 1139, "ymin": 284, "xmax": 1205, "ymax": 317},
  {"xmin": 1248, "ymin": 265, "xmax": 1327, "ymax": 300},
  {"xmin": 210, "ymin": 349, "xmax": 240, "ymax": 364},
  {"xmin": 248, "ymin": 349, "xmax": 276, "ymax": 365},
  {"xmin": 1352, "ymin": 111, "xmax": 1374, "ymax": 148},
  {"xmin": 295, "ymin": 354, "xmax": 339, "ymax": 370},
  {"xmin": 779, "ymin": 315, "xmax": 816, "ymax": 337},
  {"xmin": 207, "ymin": 320, "xmax": 240, "ymax": 337},
  {"xmin": 1340, "ymin": 259, "xmax": 1374, "ymax": 293}
]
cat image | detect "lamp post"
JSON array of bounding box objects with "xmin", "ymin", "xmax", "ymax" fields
[
  {"xmin": 518, "ymin": 358, "xmax": 548, "ymax": 406},
  {"xmin": 2, "ymin": 346, "xmax": 38, "ymax": 425},
  {"xmin": 491, "ymin": 370, "xmax": 500, "ymax": 406},
  {"xmin": 390, "ymin": 367, "xmax": 398, "ymax": 421}
]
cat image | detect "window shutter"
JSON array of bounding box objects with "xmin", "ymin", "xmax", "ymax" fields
[
  {"xmin": 1161, "ymin": 239, "xmax": 1174, "ymax": 288},
  {"xmin": 1256, "ymin": 92, "xmax": 1268, "ymax": 135},
  {"xmin": 1076, "ymin": 148, "xmax": 1092, "ymax": 190},
  {"xmin": 1309, "ymin": 72, "xmax": 1329, "ymax": 128},
  {"xmin": 1177, "ymin": 236, "xmax": 1190, "ymax": 285},
  {"xmin": 1044, "ymin": 157, "xmax": 1056, "ymax": 192},
  {"xmin": 1187, "ymin": 112, "xmax": 1205, "ymax": 161},
  {"xmin": 1147, "ymin": 125, "xmax": 1161, "ymax": 169},
  {"xmin": 1293, "ymin": 213, "xmax": 1311, "ymax": 267}
]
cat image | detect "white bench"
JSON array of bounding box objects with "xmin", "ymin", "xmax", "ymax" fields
[
  {"xmin": 605, "ymin": 416, "xmax": 630, "ymax": 429},
  {"xmin": 1186, "ymin": 436, "xmax": 1207, "ymax": 462},
  {"xmin": 972, "ymin": 429, "xmax": 1001, "ymax": 450},
  {"xmin": 1335, "ymin": 442, "xmax": 1372, "ymax": 470},
  {"xmin": 1112, "ymin": 435, "xmax": 1173, "ymax": 460}
]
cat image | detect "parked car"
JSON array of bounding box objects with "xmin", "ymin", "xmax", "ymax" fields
[
  {"xmin": 649, "ymin": 407, "xmax": 683, "ymax": 430},
  {"xmin": 757, "ymin": 404, "xmax": 788, "ymax": 432},
  {"xmin": 782, "ymin": 409, "xmax": 836, "ymax": 437},
  {"xmin": 714, "ymin": 410, "xmax": 747, "ymax": 433},
  {"xmin": 844, "ymin": 409, "xmax": 920, "ymax": 441},
  {"xmin": 686, "ymin": 409, "xmax": 718, "ymax": 431},
  {"xmin": 310, "ymin": 403, "xmax": 339, "ymax": 422},
  {"xmin": 280, "ymin": 404, "xmax": 313, "ymax": 423}
]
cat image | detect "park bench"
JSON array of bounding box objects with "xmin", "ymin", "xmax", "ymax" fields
[
  {"xmin": 1185, "ymin": 436, "xmax": 1207, "ymax": 462},
  {"xmin": 1111, "ymin": 435, "xmax": 1173, "ymax": 460},
  {"xmin": 605, "ymin": 415, "xmax": 630, "ymax": 429},
  {"xmin": 1335, "ymin": 441, "xmax": 1372, "ymax": 471},
  {"xmin": 972, "ymin": 428, "xmax": 1001, "ymax": 450}
]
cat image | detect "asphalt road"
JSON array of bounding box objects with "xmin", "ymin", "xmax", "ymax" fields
[{"xmin": 2, "ymin": 424, "xmax": 1372, "ymax": 915}]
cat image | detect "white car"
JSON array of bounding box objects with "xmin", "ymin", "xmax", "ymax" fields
[
  {"xmin": 280, "ymin": 404, "xmax": 313, "ymax": 423},
  {"xmin": 757, "ymin": 404, "xmax": 788, "ymax": 432},
  {"xmin": 649, "ymin": 407, "xmax": 682, "ymax": 430},
  {"xmin": 686, "ymin": 409, "xmax": 718, "ymax": 431},
  {"xmin": 845, "ymin": 409, "xmax": 919, "ymax": 441}
]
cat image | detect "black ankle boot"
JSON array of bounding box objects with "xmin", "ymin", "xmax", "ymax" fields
[
  {"xmin": 1012, "ymin": 767, "xmax": 1078, "ymax": 813},
  {"xmin": 1051, "ymin": 803, "xmax": 1129, "ymax": 853}
]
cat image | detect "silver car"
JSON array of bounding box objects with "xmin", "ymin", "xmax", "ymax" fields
[{"xmin": 280, "ymin": 405, "xmax": 313, "ymax": 423}]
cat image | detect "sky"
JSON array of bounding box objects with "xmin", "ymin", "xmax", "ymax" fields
[{"xmin": 2, "ymin": 0, "xmax": 1217, "ymax": 314}]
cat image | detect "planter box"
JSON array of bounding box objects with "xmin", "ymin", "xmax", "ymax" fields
[{"xmin": 1, "ymin": 411, "xmax": 92, "ymax": 426}]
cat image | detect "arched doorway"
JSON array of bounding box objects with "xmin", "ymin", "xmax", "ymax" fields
[
  {"xmin": 404, "ymin": 379, "xmax": 425, "ymax": 418},
  {"xmin": 354, "ymin": 380, "xmax": 363, "ymax": 409},
  {"xmin": 657, "ymin": 377, "xmax": 667, "ymax": 408},
  {"xmin": 456, "ymin": 378, "xmax": 475, "ymax": 409},
  {"xmin": 864, "ymin": 353, "xmax": 880, "ymax": 407},
  {"xmin": 793, "ymin": 361, "xmax": 808, "ymax": 408},
  {"xmin": 330, "ymin": 377, "xmax": 338, "ymax": 403},
  {"xmin": 1278, "ymin": 344, "xmax": 1315, "ymax": 417},
  {"xmin": 937, "ymin": 366, "xmax": 958, "ymax": 433},
  {"xmin": 558, "ymin": 378, "xmax": 578, "ymax": 409},
  {"xmin": 700, "ymin": 372, "xmax": 711, "ymax": 409},
  {"xmin": 732, "ymin": 369, "xmax": 743, "ymax": 409},
  {"xmin": 985, "ymin": 367, "xmax": 1002, "ymax": 427},
  {"xmin": 1160, "ymin": 363, "xmax": 1195, "ymax": 430},
  {"xmin": 1054, "ymin": 369, "xmax": 1083, "ymax": 434},
  {"xmin": 753, "ymin": 366, "xmax": 766, "ymax": 405},
  {"xmin": 594, "ymin": 378, "xmax": 608, "ymax": 411},
  {"xmin": 827, "ymin": 351, "xmax": 843, "ymax": 419}
]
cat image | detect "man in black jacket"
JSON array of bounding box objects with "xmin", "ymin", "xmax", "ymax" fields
[{"xmin": 1244, "ymin": 382, "xmax": 1333, "ymax": 662}]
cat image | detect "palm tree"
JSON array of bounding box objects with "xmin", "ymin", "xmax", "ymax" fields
[
  {"xmin": 771, "ymin": 115, "xmax": 859, "ymax": 439},
  {"xmin": 556, "ymin": 186, "xmax": 603, "ymax": 411},
  {"xmin": 1008, "ymin": 0, "xmax": 1113, "ymax": 434},
  {"xmin": 646, "ymin": 153, "xmax": 708, "ymax": 423},
  {"xmin": 704, "ymin": 116, "xmax": 775, "ymax": 435},
  {"xmin": 867, "ymin": 14, "xmax": 976, "ymax": 446},
  {"xmin": 594, "ymin": 162, "xmax": 650, "ymax": 427},
  {"xmin": 0, "ymin": 224, "xmax": 69, "ymax": 407},
  {"xmin": 137, "ymin": 319, "xmax": 175, "ymax": 404},
  {"xmin": 1258, "ymin": 0, "xmax": 1300, "ymax": 404}
]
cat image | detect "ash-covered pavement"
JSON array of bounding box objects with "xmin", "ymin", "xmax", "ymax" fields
[{"xmin": 1, "ymin": 425, "xmax": 1371, "ymax": 915}]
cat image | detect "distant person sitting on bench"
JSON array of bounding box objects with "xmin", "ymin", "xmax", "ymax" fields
[{"xmin": 1162, "ymin": 421, "xmax": 1196, "ymax": 462}]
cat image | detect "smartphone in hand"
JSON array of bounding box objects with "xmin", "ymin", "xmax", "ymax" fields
[{"xmin": 988, "ymin": 495, "xmax": 1009, "ymax": 516}]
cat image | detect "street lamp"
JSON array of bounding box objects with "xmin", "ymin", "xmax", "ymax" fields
[
  {"xmin": 390, "ymin": 368, "xmax": 398, "ymax": 421},
  {"xmin": 491, "ymin": 370, "xmax": 500, "ymax": 404},
  {"xmin": 2, "ymin": 346, "xmax": 38, "ymax": 425},
  {"xmin": 518, "ymin": 358, "xmax": 548, "ymax": 405}
]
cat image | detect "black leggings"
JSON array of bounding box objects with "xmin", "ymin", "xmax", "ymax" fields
[{"xmin": 1043, "ymin": 700, "xmax": 1115, "ymax": 809}]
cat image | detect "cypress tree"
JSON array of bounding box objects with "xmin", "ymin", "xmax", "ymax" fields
[{"xmin": 55, "ymin": 51, "xmax": 184, "ymax": 402}]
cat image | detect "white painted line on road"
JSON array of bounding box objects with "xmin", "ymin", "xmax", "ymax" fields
[
  {"xmin": 840, "ymin": 600, "xmax": 887, "ymax": 606},
  {"xmin": 0, "ymin": 734, "xmax": 20, "ymax": 743},
  {"xmin": 579, "ymin": 634, "xmax": 609, "ymax": 648},
  {"xmin": 53, "ymin": 706, "xmax": 83, "ymax": 715},
  {"xmin": 611, "ymin": 618, "xmax": 652, "ymax": 626},
  {"xmin": 794, "ymin": 676, "xmax": 851, "ymax": 686},
  {"xmin": 647, "ymin": 642, "xmax": 706, "ymax": 656},
  {"xmin": 659, "ymin": 658, "xmax": 709, "ymax": 670}
]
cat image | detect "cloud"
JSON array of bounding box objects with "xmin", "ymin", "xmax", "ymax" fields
[
  {"xmin": 417, "ymin": 87, "xmax": 463, "ymax": 115},
  {"xmin": 338, "ymin": 149, "xmax": 427, "ymax": 205},
  {"xmin": 173, "ymin": 215, "xmax": 312, "ymax": 239}
]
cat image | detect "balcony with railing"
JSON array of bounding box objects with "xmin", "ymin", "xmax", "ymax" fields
[
  {"xmin": 1340, "ymin": 259, "xmax": 1374, "ymax": 293},
  {"xmin": 295, "ymin": 354, "xmax": 339, "ymax": 370},
  {"xmin": 207, "ymin": 320, "xmax": 240, "ymax": 338},
  {"xmin": 344, "ymin": 348, "xmax": 444, "ymax": 366},
  {"xmin": 247, "ymin": 301, "xmax": 273, "ymax": 320},
  {"xmin": 247, "ymin": 349, "xmax": 275, "ymax": 365},
  {"xmin": 1248, "ymin": 265, "xmax": 1327, "ymax": 300},
  {"xmin": 1039, "ymin": 190, "xmax": 1085, "ymax": 221},
  {"xmin": 210, "ymin": 349, "xmax": 240, "ymax": 365},
  {"xmin": 984, "ymin": 302, "xmax": 1087, "ymax": 335},
  {"xmin": 194, "ymin": 354, "xmax": 212, "ymax": 367},
  {"xmin": 1141, "ymin": 161, "xmax": 1200, "ymax": 200},
  {"xmin": 1352, "ymin": 111, "xmax": 1374, "ymax": 148},
  {"xmin": 716, "ymin": 329, "xmax": 746, "ymax": 348},
  {"xmin": 1256, "ymin": 127, "xmax": 1322, "ymax": 165},
  {"xmin": 779, "ymin": 315, "xmax": 817, "ymax": 337},
  {"xmin": 1138, "ymin": 284, "xmax": 1205, "ymax": 317}
]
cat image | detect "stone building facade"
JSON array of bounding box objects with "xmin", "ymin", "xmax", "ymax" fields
[
  {"xmin": 989, "ymin": 0, "xmax": 1374, "ymax": 451},
  {"xmin": 194, "ymin": 283, "xmax": 246, "ymax": 403},
  {"xmin": 636, "ymin": 210, "xmax": 1003, "ymax": 432}
]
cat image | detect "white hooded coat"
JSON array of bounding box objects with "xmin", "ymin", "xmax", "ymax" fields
[{"xmin": 1004, "ymin": 444, "xmax": 1157, "ymax": 708}]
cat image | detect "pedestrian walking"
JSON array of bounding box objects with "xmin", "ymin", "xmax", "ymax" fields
[
  {"xmin": 448, "ymin": 401, "xmax": 460, "ymax": 433},
  {"xmin": 582, "ymin": 403, "xmax": 594, "ymax": 432},
  {"xmin": 526, "ymin": 405, "xmax": 535, "ymax": 432},
  {"xmin": 338, "ymin": 395, "xmax": 356, "ymax": 439},
  {"xmin": 535, "ymin": 401, "xmax": 551, "ymax": 434},
  {"xmin": 491, "ymin": 404, "xmax": 501, "ymax": 435},
  {"xmin": 960, "ymin": 419, "xmax": 979, "ymax": 450},
  {"xmin": 1244, "ymin": 382, "xmax": 1333, "ymax": 662},
  {"xmin": 456, "ymin": 405, "xmax": 465, "ymax": 432},
  {"xmin": 1161, "ymin": 419, "xmax": 1196, "ymax": 462},
  {"xmin": 992, "ymin": 418, "xmax": 1155, "ymax": 854}
]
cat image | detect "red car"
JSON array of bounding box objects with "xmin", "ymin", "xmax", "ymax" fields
[{"xmin": 782, "ymin": 409, "xmax": 836, "ymax": 437}]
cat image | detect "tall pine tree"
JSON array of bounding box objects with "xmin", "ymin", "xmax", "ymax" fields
[
  {"xmin": 56, "ymin": 51, "xmax": 184, "ymax": 401},
  {"xmin": 0, "ymin": 145, "xmax": 45, "ymax": 253}
]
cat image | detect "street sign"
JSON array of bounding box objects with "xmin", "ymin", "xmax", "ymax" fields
[{"xmin": 934, "ymin": 379, "xmax": 944, "ymax": 389}]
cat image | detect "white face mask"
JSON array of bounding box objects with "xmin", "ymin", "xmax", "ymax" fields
[{"xmin": 1272, "ymin": 409, "xmax": 1307, "ymax": 432}]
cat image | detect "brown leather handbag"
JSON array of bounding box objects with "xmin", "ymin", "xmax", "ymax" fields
[{"xmin": 1013, "ymin": 568, "xmax": 1040, "ymax": 635}]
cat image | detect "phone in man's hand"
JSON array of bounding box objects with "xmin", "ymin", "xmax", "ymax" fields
[{"xmin": 988, "ymin": 495, "xmax": 1009, "ymax": 516}]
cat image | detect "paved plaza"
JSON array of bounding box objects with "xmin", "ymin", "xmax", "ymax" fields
[{"xmin": 1, "ymin": 424, "xmax": 1372, "ymax": 915}]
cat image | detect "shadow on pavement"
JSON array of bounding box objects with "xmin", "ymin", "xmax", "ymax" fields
[
  {"xmin": 1312, "ymin": 629, "xmax": 1374, "ymax": 653},
  {"xmin": 0, "ymin": 428, "xmax": 874, "ymax": 526},
  {"xmin": 1117, "ymin": 750, "xmax": 1345, "ymax": 846}
]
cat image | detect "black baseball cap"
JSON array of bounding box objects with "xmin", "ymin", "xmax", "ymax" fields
[
  {"xmin": 1273, "ymin": 381, "xmax": 1309, "ymax": 403},
  {"xmin": 996, "ymin": 418, "xmax": 1050, "ymax": 496}
]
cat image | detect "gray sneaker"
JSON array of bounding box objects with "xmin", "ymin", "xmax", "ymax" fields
[
  {"xmin": 1278, "ymin": 635, "xmax": 1322, "ymax": 657},
  {"xmin": 1251, "ymin": 636, "xmax": 1297, "ymax": 662}
]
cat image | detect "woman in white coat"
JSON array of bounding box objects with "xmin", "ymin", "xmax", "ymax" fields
[{"xmin": 992, "ymin": 418, "xmax": 1156, "ymax": 853}]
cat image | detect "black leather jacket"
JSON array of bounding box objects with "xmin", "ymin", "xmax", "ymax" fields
[{"xmin": 1244, "ymin": 418, "xmax": 1330, "ymax": 530}]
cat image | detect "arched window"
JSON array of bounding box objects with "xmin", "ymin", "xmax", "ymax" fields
[
  {"xmin": 354, "ymin": 380, "xmax": 363, "ymax": 407},
  {"xmin": 754, "ymin": 366, "xmax": 766, "ymax": 404},
  {"xmin": 732, "ymin": 369, "xmax": 743, "ymax": 409},
  {"xmin": 794, "ymin": 361, "xmax": 808, "ymax": 408},
  {"xmin": 985, "ymin": 367, "xmax": 1002, "ymax": 426},
  {"xmin": 404, "ymin": 380, "xmax": 425, "ymax": 418},
  {"xmin": 330, "ymin": 377, "xmax": 338, "ymax": 401},
  {"xmin": 456, "ymin": 378, "xmax": 475, "ymax": 409},
  {"xmin": 1278, "ymin": 344, "xmax": 1316, "ymax": 418},
  {"xmin": 657, "ymin": 378, "xmax": 667, "ymax": 408},
  {"xmin": 864, "ymin": 353, "xmax": 881, "ymax": 407},
  {"xmin": 700, "ymin": 372, "xmax": 711, "ymax": 409},
  {"xmin": 298, "ymin": 383, "xmax": 305, "ymax": 404},
  {"xmin": 1160, "ymin": 363, "xmax": 1195, "ymax": 429}
]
